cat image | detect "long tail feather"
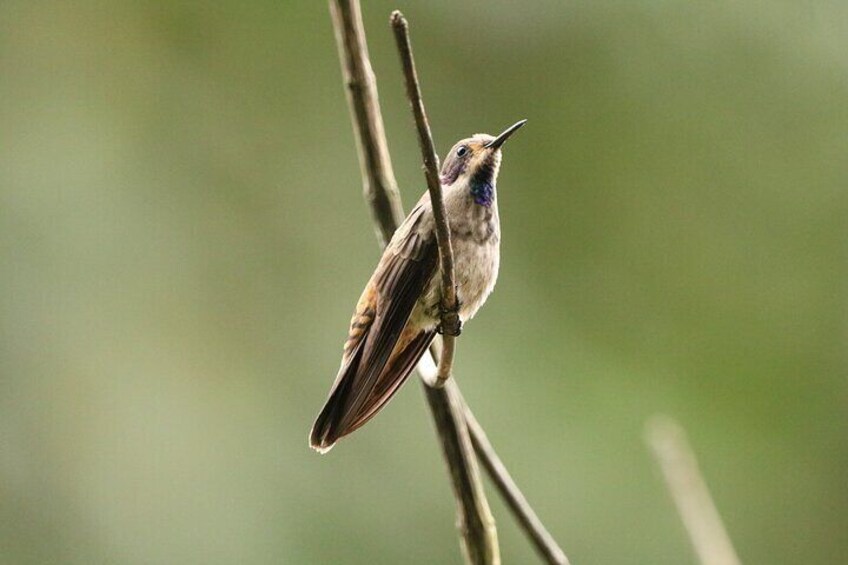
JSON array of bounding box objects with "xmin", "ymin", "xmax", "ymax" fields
[{"xmin": 310, "ymin": 328, "xmax": 435, "ymax": 453}]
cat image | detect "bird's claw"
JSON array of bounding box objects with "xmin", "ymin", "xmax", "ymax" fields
[
  {"xmin": 436, "ymin": 322, "xmax": 462, "ymax": 337},
  {"xmin": 436, "ymin": 303, "xmax": 462, "ymax": 336}
]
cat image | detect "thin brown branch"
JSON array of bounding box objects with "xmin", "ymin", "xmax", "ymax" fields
[
  {"xmin": 390, "ymin": 10, "xmax": 459, "ymax": 387},
  {"xmin": 645, "ymin": 415, "xmax": 742, "ymax": 565},
  {"xmin": 329, "ymin": 3, "xmax": 568, "ymax": 564},
  {"xmin": 464, "ymin": 402, "xmax": 570, "ymax": 565}
]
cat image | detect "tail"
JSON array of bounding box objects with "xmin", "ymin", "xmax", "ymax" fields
[{"xmin": 310, "ymin": 328, "xmax": 435, "ymax": 453}]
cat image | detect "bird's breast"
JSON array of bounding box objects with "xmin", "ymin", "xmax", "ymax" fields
[
  {"xmin": 450, "ymin": 201, "xmax": 500, "ymax": 320},
  {"xmin": 453, "ymin": 234, "xmax": 500, "ymax": 322}
]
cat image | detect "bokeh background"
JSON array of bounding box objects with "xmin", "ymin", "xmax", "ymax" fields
[{"xmin": 2, "ymin": 1, "xmax": 846, "ymax": 563}]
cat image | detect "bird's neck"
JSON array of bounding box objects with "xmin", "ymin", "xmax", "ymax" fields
[
  {"xmin": 469, "ymin": 178, "xmax": 495, "ymax": 207},
  {"xmin": 467, "ymin": 153, "xmax": 500, "ymax": 208}
]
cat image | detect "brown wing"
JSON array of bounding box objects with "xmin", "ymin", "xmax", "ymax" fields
[{"xmin": 310, "ymin": 204, "xmax": 437, "ymax": 452}]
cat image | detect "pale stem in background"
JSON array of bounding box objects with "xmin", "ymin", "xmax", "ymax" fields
[{"xmin": 646, "ymin": 415, "xmax": 742, "ymax": 565}]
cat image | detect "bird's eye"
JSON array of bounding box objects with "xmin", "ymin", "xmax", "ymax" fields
[{"xmin": 457, "ymin": 146, "xmax": 468, "ymax": 157}]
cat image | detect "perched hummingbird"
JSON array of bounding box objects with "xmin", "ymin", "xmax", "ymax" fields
[{"xmin": 310, "ymin": 120, "xmax": 526, "ymax": 453}]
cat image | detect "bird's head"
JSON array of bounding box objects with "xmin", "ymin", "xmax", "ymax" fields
[{"xmin": 439, "ymin": 120, "xmax": 526, "ymax": 207}]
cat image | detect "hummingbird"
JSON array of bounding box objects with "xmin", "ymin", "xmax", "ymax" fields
[{"xmin": 310, "ymin": 119, "xmax": 526, "ymax": 453}]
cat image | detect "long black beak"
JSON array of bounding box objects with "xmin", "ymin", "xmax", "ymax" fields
[{"xmin": 484, "ymin": 119, "xmax": 527, "ymax": 149}]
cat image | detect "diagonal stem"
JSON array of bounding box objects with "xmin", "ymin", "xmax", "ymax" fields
[{"xmin": 464, "ymin": 402, "xmax": 570, "ymax": 565}]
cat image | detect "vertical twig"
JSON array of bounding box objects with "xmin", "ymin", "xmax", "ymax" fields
[
  {"xmin": 646, "ymin": 415, "xmax": 742, "ymax": 565},
  {"xmin": 390, "ymin": 11, "xmax": 459, "ymax": 387}
]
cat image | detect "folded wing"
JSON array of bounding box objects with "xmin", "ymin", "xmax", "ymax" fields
[{"xmin": 310, "ymin": 204, "xmax": 437, "ymax": 452}]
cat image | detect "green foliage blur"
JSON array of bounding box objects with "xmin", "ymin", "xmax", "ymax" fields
[{"xmin": 1, "ymin": 1, "xmax": 845, "ymax": 563}]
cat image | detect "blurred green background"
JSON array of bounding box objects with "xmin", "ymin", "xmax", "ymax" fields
[{"xmin": 1, "ymin": 1, "xmax": 846, "ymax": 563}]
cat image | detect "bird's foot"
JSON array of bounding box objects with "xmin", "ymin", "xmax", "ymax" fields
[
  {"xmin": 436, "ymin": 303, "xmax": 462, "ymax": 337},
  {"xmin": 436, "ymin": 321, "xmax": 462, "ymax": 336}
]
